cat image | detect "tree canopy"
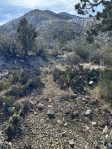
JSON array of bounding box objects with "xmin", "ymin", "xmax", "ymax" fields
[
  {"xmin": 17, "ymin": 17, "xmax": 37, "ymax": 56},
  {"xmin": 75, "ymin": 0, "xmax": 112, "ymax": 42}
]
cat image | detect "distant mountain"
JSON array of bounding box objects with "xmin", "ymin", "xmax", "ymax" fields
[{"xmin": 0, "ymin": 9, "xmax": 89, "ymax": 42}]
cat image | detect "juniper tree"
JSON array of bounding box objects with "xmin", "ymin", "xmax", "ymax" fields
[{"xmin": 17, "ymin": 17, "xmax": 37, "ymax": 56}]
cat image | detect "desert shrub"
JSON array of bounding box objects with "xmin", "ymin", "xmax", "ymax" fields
[
  {"xmin": 6, "ymin": 84, "xmax": 28, "ymax": 98},
  {"xmin": 8, "ymin": 84, "xmax": 23, "ymax": 97},
  {"xmin": 6, "ymin": 76, "xmax": 44, "ymax": 98},
  {"xmin": 37, "ymin": 48, "xmax": 48, "ymax": 60},
  {"xmin": 53, "ymin": 65, "xmax": 101, "ymax": 93},
  {"xmin": 0, "ymin": 80, "xmax": 6, "ymax": 91},
  {"xmin": 0, "ymin": 79, "xmax": 10, "ymax": 91},
  {"xmin": 19, "ymin": 69, "xmax": 40, "ymax": 85},
  {"xmin": 89, "ymin": 48, "xmax": 112, "ymax": 66},
  {"xmin": 0, "ymin": 96, "xmax": 15, "ymax": 114},
  {"xmin": 14, "ymin": 102, "xmax": 23, "ymax": 112},
  {"xmin": 5, "ymin": 115, "xmax": 22, "ymax": 141},
  {"xmin": 57, "ymin": 75, "xmax": 70, "ymax": 90},
  {"xmin": 74, "ymin": 46, "xmax": 89, "ymax": 61},
  {"xmin": 0, "ymin": 96, "xmax": 15, "ymax": 107},
  {"xmin": 19, "ymin": 71, "xmax": 29, "ymax": 85},
  {"xmin": 9, "ymin": 115, "xmax": 22, "ymax": 127},
  {"xmin": 22, "ymin": 100, "xmax": 33, "ymax": 114},
  {"xmin": 98, "ymin": 67, "xmax": 112, "ymax": 103},
  {"xmin": 0, "ymin": 34, "xmax": 20, "ymax": 58},
  {"xmin": 53, "ymin": 66, "xmax": 80, "ymax": 90},
  {"xmin": 6, "ymin": 70, "xmax": 21, "ymax": 84},
  {"xmin": 53, "ymin": 68, "xmax": 65, "ymax": 82},
  {"xmin": 66, "ymin": 52, "xmax": 81, "ymax": 65},
  {"xmin": 28, "ymin": 77, "xmax": 44, "ymax": 90}
]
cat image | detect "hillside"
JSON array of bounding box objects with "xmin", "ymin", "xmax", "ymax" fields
[{"xmin": 0, "ymin": 9, "xmax": 88, "ymax": 42}]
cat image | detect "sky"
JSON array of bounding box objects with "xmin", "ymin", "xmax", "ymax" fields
[{"xmin": 0, "ymin": 0, "xmax": 102, "ymax": 25}]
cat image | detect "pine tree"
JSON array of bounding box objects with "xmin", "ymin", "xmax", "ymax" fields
[{"xmin": 17, "ymin": 17, "xmax": 37, "ymax": 57}]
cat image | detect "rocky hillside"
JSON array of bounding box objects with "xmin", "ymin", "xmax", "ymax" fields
[{"xmin": 0, "ymin": 9, "xmax": 88, "ymax": 41}]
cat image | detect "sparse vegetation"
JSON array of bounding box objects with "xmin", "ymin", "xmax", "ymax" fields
[
  {"xmin": 0, "ymin": 34, "xmax": 20, "ymax": 58},
  {"xmin": 5, "ymin": 115, "xmax": 22, "ymax": 141},
  {"xmin": 53, "ymin": 65, "xmax": 100, "ymax": 93},
  {"xmin": 98, "ymin": 68, "xmax": 112, "ymax": 104}
]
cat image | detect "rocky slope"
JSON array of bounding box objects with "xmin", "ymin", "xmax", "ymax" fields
[
  {"xmin": 0, "ymin": 9, "xmax": 88, "ymax": 41},
  {"xmin": 0, "ymin": 63, "xmax": 112, "ymax": 149}
]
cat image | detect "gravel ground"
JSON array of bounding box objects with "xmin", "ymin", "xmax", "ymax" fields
[{"xmin": 0, "ymin": 66, "xmax": 112, "ymax": 149}]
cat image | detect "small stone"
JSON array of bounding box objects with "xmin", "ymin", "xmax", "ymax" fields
[
  {"xmin": 92, "ymin": 122, "xmax": 97, "ymax": 127},
  {"xmin": 34, "ymin": 111, "xmax": 37, "ymax": 115},
  {"xmin": 37, "ymin": 103, "xmax": 44, "ymax": 111},
  {"xmin": 85, "ymin": 110, "xmax": 92, "ymax": 116},
  {"xmin": 40, "ymin": 119, "xmax": 44, "ymax": 124},
  {"xmin": 70, "ymin": 111, "xmax": 79, "ymax": 119},
  {"xmin": 103, "ymin": 126, "xmax": 108, "ymax": 134},
  {"xmin": 89, "ymin": 80, "xmax": 94, "ymax": 85},
  {"xmin": 47, "ymin": 108, "xmax": 55, "ymax": 119},
  {"xmin": 64, "ymin": 122, "xmax": 68, "ymax": 126},
  {"xmin": 61, "ymin": 131, "xmax": 67, "ymax": 137},
  {"xmin": 57, "ymin": 119, "xmax": 63, "ymax": 125},
  {"xmin": 69, "ymin": 139, "xmax": 75, "ymax": 148},
  {"xmin": 19, "ymin": 109, "xmax": 25, "ymax": 118},
  {"xmin": 110, "ymin": 130, "xmax": 112, "ymax": 136},
  {"xmin": 43, "ymin": 97, "xmax": 49, "ymax": 102},
  {"xmin": 8, "ymin": 142, "xmax": 12, "ymax": 147},
  {"xmin": 48, "ymin": 105, "xmax": 53, "ymax": 108},
  {"xmin": 110, "ymin": 110, "xmax": 112, "ymax": 116},
  {"xmin": 91, "ymin": 100, "xmax": 98, "ymax": 105}
]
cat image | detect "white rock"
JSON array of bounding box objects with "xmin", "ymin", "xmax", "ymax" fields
[
  {"xmin": 47, "ymin": 108, "xmax": 55, "ymax": 118},
  {"xmin": 85, "ymin": 110, "xmax": 92, "ymax": 116},
  {"xmin": 8, "ymin": 107, "xmax": 15, "ymax": 114},
  {"xmin": 92, "ymin": 122, "xmax": 97, "ymax": 127},
  {"xmin": 37, "ymin": 103, "xmax": 44, "ymax": 110},
  {"xmin": 103, "ymin": 126, "xmax": 108, "ymax": 134},
  {"xmin": 69, "ymin": 139, "xmax": 75, "ymax": 148}
]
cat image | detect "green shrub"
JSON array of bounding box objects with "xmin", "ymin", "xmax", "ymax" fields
[
  {"xmin": 66, "ymin": 52, "xmax": 81, "ymax": 65},
  {"xmin": 5, "ymin": 115, "xmax": 22, "ymax": 141},
  {"xmin": 11, "ymin": 71, "xmax": 20, "ymax": 84},
  {"xmin": 20, "ymin": 71, "xmax": 29, "ymax": 85},
  {"xmin": 53, "ymin": 66, "xmax": 101, "ymax": 93},
  {"xmin": 9, "ymin": 114, "xmax": 22, "ymax": 127},
  {"xmin": 0, "ymin": 79, "xmax": 10, "ymax": 91},
  {"xmin": 22, "ymin": 100, "xmax": 33, "ymax": 114},
  {"xmin": 98, "ymin": 67, "xmax": 112, "ymax": 103},
  {"xmin": 6, "ymin": 84, "xmax": 23, "ymax": 97},
  {"xmin": 8, "ymin": 74, "xmax": 14, "ymax": 84},
  {"xmin": 75, "ymin": 46, "xmax": 89, "ymax": 61},
  {"xmin": 28, "ymin": 77, "xmax": 44, "ymax": 89},
  {"xmin": 0, "ymin": 96, "xmax": 15, "ymax": 107},
  {"xmin": 14, "ymin": 102, "xmax": 23, "ymax": 112},
  {"xmin": 0, "ymin": 80, "xmax": 6, "ymax": 91},
  {"xmin": 6, "ymin": 76, "xmax": 44, "ymax": 98}
]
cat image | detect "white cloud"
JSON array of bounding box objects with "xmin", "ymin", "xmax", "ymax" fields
[{"xmin": 9, "ymin": 0, "xmax": 79, "ymax": 14}]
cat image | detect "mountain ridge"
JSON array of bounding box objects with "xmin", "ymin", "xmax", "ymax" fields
[{"xmin": 0, "ymin": 9, "xmax": 89, "ymax": 42}]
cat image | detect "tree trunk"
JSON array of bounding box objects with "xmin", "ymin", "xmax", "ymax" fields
[{"xmin": 24, "ymin": 49, "xmax": 28, "ymax": 57}]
